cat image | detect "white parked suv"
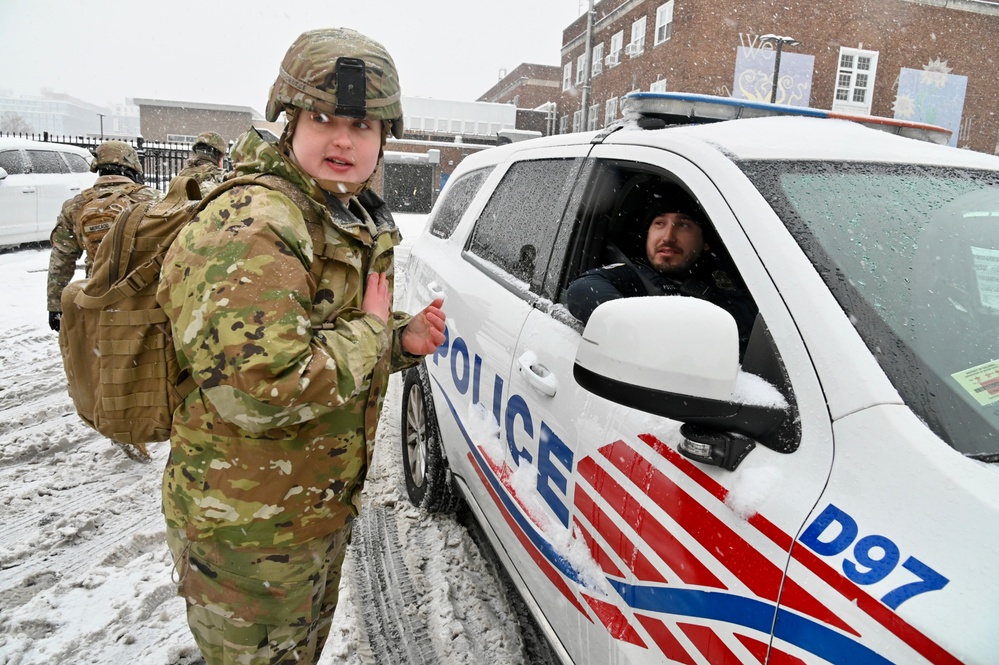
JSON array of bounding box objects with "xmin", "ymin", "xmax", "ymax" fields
[
  {"xmin": 398, "ymin": 93, "xmax": 999, "ymax": 664},
  {"xmin": 0, "ymin": 138, "xmax": 96, "ymax": 248}
]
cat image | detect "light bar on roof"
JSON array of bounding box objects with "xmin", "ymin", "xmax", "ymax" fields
[{"xmin": 622, "ymin": 92, "xmax": 953, "ymax": 145}]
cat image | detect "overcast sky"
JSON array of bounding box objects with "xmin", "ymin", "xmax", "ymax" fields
[{"xmin": 0, "ymin": 0, "xmax": 584, "ymax": 114}]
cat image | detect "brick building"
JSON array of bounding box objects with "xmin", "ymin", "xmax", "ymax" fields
[
  {"xmin": 133, "ymin": 98, "xmax": 259, "ymax": 144},
  {"xmin": 555, "ymin": 0, "xmax": 999, "ymax": 153}
]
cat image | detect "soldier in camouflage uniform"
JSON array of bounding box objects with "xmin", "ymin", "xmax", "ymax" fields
[
  {"xmin": 46, "ymin": 140, "xmax": 160, "ymax": 331},
  {"xmin": 176, "ymin": 130, "xmax": 227, "ymax": 196},
  {"xmin": 156, "ymin": 28, "xmax": 446, "ymax": 665}
]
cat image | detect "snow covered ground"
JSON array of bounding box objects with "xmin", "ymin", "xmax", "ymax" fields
[{"xmin": 0, "ymin": 214, "xmax": 545, "ymax": 665}]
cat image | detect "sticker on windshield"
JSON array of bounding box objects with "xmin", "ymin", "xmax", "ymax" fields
[
  {"xmin": 951, "ymin": 359, "xmax": 999, "ymax": 406},
  {"xmin": 971, "ymin": 245, "xmax": 999, "ymax": 310}
]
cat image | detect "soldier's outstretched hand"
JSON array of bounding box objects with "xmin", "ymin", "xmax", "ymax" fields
[{"xmin": 402, "ymin": 298, "xmax": 446, "ymax": 356}]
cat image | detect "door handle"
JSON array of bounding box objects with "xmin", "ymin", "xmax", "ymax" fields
[
  {"xmin": 69, "ymin": 187, "xmax": 81, "ymax": 192},
  {"xmin": 21, "ymin": 187, "xmax": 36, "ymax": 194},
  {"xmin": 518, "ymin": 351, "xmax": 558, "ymax": 397}
]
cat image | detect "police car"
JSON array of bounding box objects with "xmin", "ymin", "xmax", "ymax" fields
[{"xmin": 397, "ymin": 92, "xmax": 999, "ymax": 664}]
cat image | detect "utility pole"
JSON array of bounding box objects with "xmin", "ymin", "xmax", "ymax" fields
[
  {"xmin": 760, "ymin": 34, "xmax": 800, "ymax": 104},
  {"xmin": 97, "ymin": 113, "xmax": 105, "ymax": 139},
  {"xmin": 579, "ymin": 0, "xmax": 595, "ymax": 131}
]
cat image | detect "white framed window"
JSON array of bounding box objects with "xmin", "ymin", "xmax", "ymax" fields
[
  {"xmin": 587, "ymin": 104, "xmax": 599, "ymax": 131},
  {"xmin": 559, "ymin": 114, "xmax": 569, "ymax": 134},
  {"xmin": 627, "ymin": 16, "xmax": 647, "ymax": 57},
  {"xmin": 450, "ymin": 119, "xmax": 462, "ymax": 133},
  {"xmin": 576, "ymin": 54, "xmax": 587, "ymax": 85},
  {"xmin": 563, "ymin": 62, "xmax": 573, "ymax": 91},
  {"xmin": 606, "ymin": 31, "xmax": 624, "ymax": 68},
  {"xmin": 832, "ymin": 47, "xmax": 879, "ymax": 115},
  {"xmin": 650, "ymin": 79, "xmax": 668, "ymax": 92},
  {"xmin": 592, "ymin": 43, "xmax": 604, "ymax": 77},
  {"xmin": 655, "ymin": 1, "xmax": 674, "ymax": 45},
  {"xmin": 572, "ymin": 109, "xmax": 583, "ymax": 133},
  {"xmin": 605, "ymin": 97, "xmax": 618, "ymax": 125}
]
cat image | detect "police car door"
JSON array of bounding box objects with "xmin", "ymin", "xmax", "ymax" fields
[
  {"xmin": 506, "ymin": 144, "xmax": 836, "ymax": 665},
  {"xmin": 415, "ymin": 146, "xmax": 592, "ymax": 637}
]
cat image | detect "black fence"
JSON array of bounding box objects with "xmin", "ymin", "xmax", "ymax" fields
[{"xmin": 0, "ymin": 131, "xmax": 191, "ymax": 192}]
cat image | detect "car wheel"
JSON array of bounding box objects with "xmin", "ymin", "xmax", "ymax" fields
[{"xmin": 401, "ymin": 366, "xmax": 462, "ymax": 513}]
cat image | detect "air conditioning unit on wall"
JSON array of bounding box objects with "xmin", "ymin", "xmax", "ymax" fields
[
  {"xmin": 605, "ymin": 52, "xmax": 620, "ymax": 67},
  {"xmin": 625, "ymin": 42, "xmax": 643, "ymax": 57}
]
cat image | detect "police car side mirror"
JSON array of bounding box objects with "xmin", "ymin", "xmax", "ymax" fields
[
  {"xmin": 0, "ymin": 167, "xmax": 8, "ymax": 180},
  {"xmin": 573, "ymin": 297, "xmax": 789, "ymax": 469}
]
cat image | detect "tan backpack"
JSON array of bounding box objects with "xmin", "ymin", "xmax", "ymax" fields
[
  {"xmin": 75, "ymin": 183, "xmax": 147, "ymax": 260},
  {"xmin": 59, "ymin": 173, "xmax": 324, "ymax": 462}
]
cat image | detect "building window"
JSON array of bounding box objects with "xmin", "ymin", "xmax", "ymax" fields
[
  {"xmin": 607, "ymin": 31, "xmax": 624, "ymax": 68},
  {"xmin": 563, "ymin": 62, "xmax": 573, "ymax": 91},
  {"xmin": 627, "ymin": 16, "xmax": 647, "ymax": 57},
  {"xmin": 655, "ymin": 1, "xmax": 674, "ymax": 45},
  {"xmin": 605, "ymin": 97, "xmax": 618, "ymax": 126},
  {"xmin": 451, "ymin": 119, "xmax": 462, "ymax": 133},
  {"xmin": 559, "ymin": 115, "xmax": 569, "ymax": 134},
  {"xmin": 833, "ymin": 47, "xmax": 879, "ymax": 115},
  {"xmin": 650, "ymin": 79, "xmax": 668, "ymax": 92},
  {"xmin": 587, "ymin": 104, "xmax": 599, "ymax": 131},
  {"xmin": 437, "ymin": 119, "xmax": 448, "ymax": 132},
  {"xmin": 572, "ymin": 109, "xmax": 583, "ymax": 133},
  {"xmin": 592, "ymin": 43, "xmax": 604, "ymax": 77},
  {"xmin": 576, "ymin": 54, "xmax": 587, "ymax": 85}
]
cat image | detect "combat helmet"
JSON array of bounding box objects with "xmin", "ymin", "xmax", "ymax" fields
[
  {"xmin": 90, "ymin": 140, "xmax": 143, "ymax": 177},
  {"xmin": 266, "ymin": 28, "xmax": 403, "ymax": 139},
  {"xmin": 192, "ymin": 131, "xmax": 227, "ymax": 158}
]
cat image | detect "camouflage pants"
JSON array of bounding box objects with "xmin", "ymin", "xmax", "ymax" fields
[{"xmin": 166, "ymin": 525, "xmax": 352, "ymax": 665}]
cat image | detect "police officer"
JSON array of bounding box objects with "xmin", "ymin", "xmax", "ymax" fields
[
  {"xmin": 566, "ymin": 184, "xmax": 758, "ymax": 355},
  {"xmin": 46, "ymin": 140, "xmax": 160, "ymax": 331},
  {"xmin": 156, "ymin": 28, "xmax": 445, "ymax": 665},
  {"xmin": 176, "ymin": 130, "xmax": 227, "ymax": 195}
]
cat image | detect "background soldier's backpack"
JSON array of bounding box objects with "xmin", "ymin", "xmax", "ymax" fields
[
  {"xmin": 58, "ymin": 173, "xmax": 324, "ymax": 462},
  {"xmin": 75, "ymin": 183, "xmax": 147, "ymax": 259}
]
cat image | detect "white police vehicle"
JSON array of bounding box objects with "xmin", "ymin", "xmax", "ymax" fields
[
  {"xmin": 0, "ymin": 138, "xmax": 96, "ymax": 248},
  {"xmin": 398, "ymin": 92, "xmax": 999, "ymax": 665}
]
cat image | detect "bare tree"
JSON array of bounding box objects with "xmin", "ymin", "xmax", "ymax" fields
[{"xmin": 0, "ymin": 112, "xmax": 33, "ymax": 134}]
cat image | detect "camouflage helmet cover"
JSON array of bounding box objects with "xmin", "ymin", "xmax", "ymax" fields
[
  {"xmin": 266, "ymin": 28, "xmax": 404, "ymax": 139},
  {"xmin": 193, "ymin": 131, "xmax": 227, "ymax": 156},
  {"xmin": 91, "ymin": 140, "xmax": 143, "ymax": 175}
]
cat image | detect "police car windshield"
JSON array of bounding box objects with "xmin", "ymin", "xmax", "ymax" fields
[{"xmin": 741, "ymin": 160, "xmax": 999, "ymax": 459}]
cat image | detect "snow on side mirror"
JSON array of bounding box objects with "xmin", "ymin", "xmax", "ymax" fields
[{"xmin": 574, "ymin": 296, "xmax": 790, "ymax": 463}]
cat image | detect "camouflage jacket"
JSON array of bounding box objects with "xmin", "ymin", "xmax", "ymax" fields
[
  {"xmin": 176, "ymin": 158, "xmax": 225, "ymax": 197},
  {"xmin": 157, "ymin": 128, "xmax": 421, "ymax": 548},
  {"xmin": 46, "ymin": 175, "xmax": 160, "ymax": 311}
]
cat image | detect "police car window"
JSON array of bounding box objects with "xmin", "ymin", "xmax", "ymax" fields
[
  {"xmin": 468, "ymin": 158, "xmax": 580, "ymax": 289},
  {"xmin": 63, "ymin": 152, "xmax": 90, "ymax": 173},
  {"xmin": 0, "ymin": 150, "xmax": 26, "ymax": 175},
  {"xmin": 28, "ymin": 150, "xmax": 69, "ymax": 174},
  {"xmin": 428, "ymin": 166, "xmax": 494, "ymax": 239}
]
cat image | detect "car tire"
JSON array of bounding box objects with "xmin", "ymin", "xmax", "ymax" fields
[{"xmin": 401, "ymin": 365, "xmax": 462, "ymax": 513}]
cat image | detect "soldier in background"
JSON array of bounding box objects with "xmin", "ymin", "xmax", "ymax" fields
[
  {"xmin": 176, "ymin": 131, "xmax": 227, "ymax": 195},
  {"xmin": 46, "ymin": 140, "xmax": 160, "ymax": 331},
  {"xmin": 156, "ymin": 27, "xmax": 446, "ymax": 665}
]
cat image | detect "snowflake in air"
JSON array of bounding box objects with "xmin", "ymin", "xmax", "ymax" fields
[{"xmin": 920, "ymin": 58, "xmax": 952, "ymax": 88}]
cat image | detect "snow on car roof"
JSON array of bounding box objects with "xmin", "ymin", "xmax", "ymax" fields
[{"xmin": 610, "ymin": 114, "xmax": 999, "ymax": 169}]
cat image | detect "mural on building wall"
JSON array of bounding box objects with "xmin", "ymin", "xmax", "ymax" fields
[
  {"xmin": 893, "ymin": 59, "xmax": 966, "ymax": 148},
  {"xmin": 732, "ymin": 35, "xmax": 815, "ymax": 106}
]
